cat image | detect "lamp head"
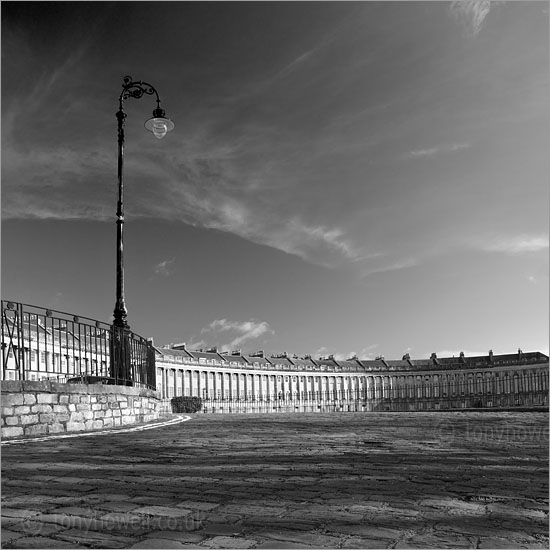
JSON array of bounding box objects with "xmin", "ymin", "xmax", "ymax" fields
[{"xmin": 145, "ymin": 108, "xmax": 174, "ymax": 139}]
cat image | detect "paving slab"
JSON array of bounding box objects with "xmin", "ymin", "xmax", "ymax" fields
[{"xmin": 1, "ymin": 411, "xmax": 548, "ymax": 549}]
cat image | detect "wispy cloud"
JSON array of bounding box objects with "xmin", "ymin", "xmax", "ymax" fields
[
  {"xmin": 475, "ymin": 235, "xmax": 549, "ymax": 254},
  {"xmin": 449, "ymin": 0, "xmax": 494, "ymax": 37},
  {"xmin": 201, "ymin": 318, "xmax": 274, "ymax": 351},
  {"xmin": 153, "ymin": 258, "xmax": 176, "ymax": 277},
  {"xmin": 360, "ymin": 257, "xmax": 418, "ymax": 279},
  {"xmin": 403, "ymin": 142, "xmax": 470, "ymax": 160}
]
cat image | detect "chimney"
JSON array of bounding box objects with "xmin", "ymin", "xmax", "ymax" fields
[
  {"xmin": 402, "ymin": 353, "xmax": 410, "ymax": 360},
  {"xmin": 488, "ymin": 350, "xmax": 493, "ymax": 362}
]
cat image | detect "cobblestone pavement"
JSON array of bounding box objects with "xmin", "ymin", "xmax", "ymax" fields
[{"xmin": 1, "ymin": 412, "xmax": 548, "ymax": 549}]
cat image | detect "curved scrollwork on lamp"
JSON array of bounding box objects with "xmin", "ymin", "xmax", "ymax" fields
[{"xmin": 118, "ymin": 75, "xmax": 174, "ymax": 139}]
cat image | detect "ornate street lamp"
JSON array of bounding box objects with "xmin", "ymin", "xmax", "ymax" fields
[
  {"xmin": 111, "ymin": 76, "xmax": 173, "ymax": 385},
  {"xmin": 113, "ymin": 75, "xmax": 174, "ymax": 329}
]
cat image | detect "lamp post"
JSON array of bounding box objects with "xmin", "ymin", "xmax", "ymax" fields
[
  {"xmin": 113, "ymin": 75, "xmax": 174, "ymax": 329},
  {"xmin": 111, "ymin": 75, "xmax": 174, "ymax": 384}
]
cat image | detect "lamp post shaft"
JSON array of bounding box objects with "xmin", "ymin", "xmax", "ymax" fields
[
  {"xmin": 112, "ymin": 75, "xmax": 172, "ymax": 330},
  {"xmin": 113, "ymin": 107, "xmax": 129, "ymax": 328}
]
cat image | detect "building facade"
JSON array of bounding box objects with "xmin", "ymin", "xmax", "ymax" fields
[{"xmin": 155, "ymin": 345, "xmax": 549, "ymax": 413}]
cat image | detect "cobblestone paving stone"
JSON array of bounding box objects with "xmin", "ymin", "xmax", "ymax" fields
[{"xmin": 1, "ymin": 412, "xmax": 548, "ymax": 549}]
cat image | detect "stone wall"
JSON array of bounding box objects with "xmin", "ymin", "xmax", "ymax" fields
[{"xmin": 1, "ymin": 380, "xmax": 162, "ymax": 440}]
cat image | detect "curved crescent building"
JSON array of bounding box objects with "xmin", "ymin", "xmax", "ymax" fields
[{"xmin": 155, "ymin": 345, "xmax": 549, "ymax": 413}]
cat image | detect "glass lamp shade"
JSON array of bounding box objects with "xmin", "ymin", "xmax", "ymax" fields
[{"xmin": 144, "ymin": 116, "xmax": 175, "ymax": 139}]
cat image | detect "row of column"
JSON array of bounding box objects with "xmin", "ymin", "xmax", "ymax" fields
[{"xmin": 158, "ymin": 365, "xmax": 549, "ymax": 401}]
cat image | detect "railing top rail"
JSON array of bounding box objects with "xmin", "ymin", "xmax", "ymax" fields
[
  {"xmin": 2, "ymin": 300, "xmax": 151, "ymax": 343},
  {"xmin": 2, "ymin": 299, "xmax": 111, "ymax": 328}
]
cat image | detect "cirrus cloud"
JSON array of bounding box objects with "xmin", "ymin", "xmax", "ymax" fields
[{"xmin": 449, "ymin": 0, "xmax": 494, "ymax": 37}]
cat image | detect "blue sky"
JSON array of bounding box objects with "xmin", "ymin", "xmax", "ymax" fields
[{"xmin": 2, "ymin": 1, "xmax": 548, "ymax": 359}]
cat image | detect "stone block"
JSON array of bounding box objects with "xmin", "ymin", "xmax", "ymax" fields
[
  {"xmin": 23, "ymin": 393, "xmax": 37, "ymax": 405},
  {"xmin": 6, "ymin": 416, "xmax": 20, "ymax": 426},
  {"xmin": 53, "ymin": 405, "xmax": 68, "ymax": 413},
  {"xmin": 2, "ymin": 426, "xmax": 23, "ymax": 438},
  {"xmin": 88, "ymin": 384, "xmax": 108, "ymax": 394},
  {"xmin": 132, "ymin": 506, "xmax": 193, "ymax": 518},
  {"xmin": 39, "ymin": 413, "xmax": 57, "ymax": 423},
  {"xmin": 20, "ymin": 414, "xmax": 39, "ymax": 425},
  {"xmin": 66, "ymin": 421, "xmax": 86, "ymax": 432},
  {"xmin": 24, "ymin": 423, "xmax": 48, "ymax": 436},
  {"xmin": 31, "ymin": 404, "xmax": 53, "ymax": 414},
  {"xmin": 112, "ymin": 417, "xmax": 121, "ymax": 426},
  {"xmin": 22, "ymin": 380, "xmax": 51, "ymax": 392},
  {"xmin": 2, "ymin": 406, "xmax": 14, "ymax": 415},
  {"xmin": 92, "ymin": 420, "xmax": 103, "ymax": 430},
  {"xmin": 94, "ymin": 410, "xmax": 105, "ymax": 419},
  {"xmin": 81, "ymin": 410, "xmax": 94, "ymax": 420},
  {"xmin": 101, "ymin": 386, "xmax": 118, "ymax": 394},
  {"xmin": 90, "ymin": 396, "xmax": 97, "ymax": 403},
  {"xmin": 37, "ymin": 393, "xmax": 58, "ymax": 404},
  {"xmin": 68, "ymin": 403, "xmax": 77, "ymax": 411},
  {"xmin": 120, "ymin": 402, "xmax": 128, "ymax": 409},
  {"xmin": 14, "ymin": 405, "xmax": 31, "ymax": 415},
  {"xmin": 121, "ymin": 415, "xmax": 135, "ymax": 425},
  {"xmin": 80, "ymin": 395, "xmax": 91, "ymax": 404},
  {"xmin": 1, "ymin": 380, "xmax": 23, "ymax": 392},
  {"xmin": 2, "ymin": 394, "xmax": 24, "ymax": 406},
  {"xmin": 121, "ymin": 408, "xmax": 131, "ymax": 416},
  {"xmin": 91, "ymin": 404, "xmax": 102, "ymax": 411},
  {"xmin": 69, "ymin": 395, "xmax": 80, "ymax": 404},
  {"xmin": 69, "ymin": 412, "xmax": 84, "ymax": 422},
  {"xmin": 56, "ymin": 413, "xmax": 70, "ymax": 422},
  {"xmin": 50, "ymin": 382, "xmax": 83, "ymax": 393},
  {"xmin": 99, "ymin": 396, "xmax": 108, "ymax": 403},
  {"xmin": 76, "ymin": 404, "xmax": 90, "ymax": 411},
  {"xmin": 113, "ymin": 410, "xmax": 121, "ymax": 417},
  {"xmin": 103, "ymin": 409, "xmax": 113, "ymax": 417},
  {"xmin": 103, "ymin": 417, "xmax": 114, "ymax": 427},
  {"xmin": 59, "ymin": 394, "xmax": 70, "ymax": 404},
  {"xmin": 48, "ymin": 423, "xmax": 65, "ymax": 434}
]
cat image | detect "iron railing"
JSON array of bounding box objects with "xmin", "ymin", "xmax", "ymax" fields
[
  {"xmin": 196, "ymin": 387, "xmax": 548, "ymax": 413},
  {"xmin": 1, "ymin": 300, "xmax": 155, "ymax": 390}
]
